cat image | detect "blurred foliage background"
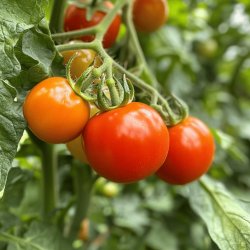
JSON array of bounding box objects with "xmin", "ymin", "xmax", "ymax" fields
[{"xmin": 1, "ymin": 0, "xmax": 250, "ymax": 249}]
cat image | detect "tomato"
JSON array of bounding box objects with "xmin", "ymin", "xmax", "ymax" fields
[
  {"xmin": 83, "ymin": 102, "xmax": 169, "ymax": 183},
  {"xmin": 195, "ymin": 39, "xmax": 218, "ymax": 59},
  {"xmin": 133, "ymin": 0, "xmax": 168, "ymax": 32},
  {"xmin": 61, "ymin": 48, "xmax": 96, "ymax": 79},
  {"xmin": 78, "ymin": 219, "xmax": 89, "ymax": 241},
  {"xmin": 156, "ymin": 116, "xmax": 215, "ymax": 185},
  {"xmin": 66, "ymin": 135, "xmax": 87, "ymax": 162},
  {"xmin": 23, "ymin": 77, "xmax": 90, "ymax": 144},
  {"xmin": 66, "ymin": 103, "xmax": 99, "ymax": 162},
  {"xmin": 64, "ymin": 2, "xmax": 121, "ymax": 48},
  {"xmin": 95, "ymin": 177, "xmax": 120, "ymax": 197},
  {"xmin": 102, "ymin": 182, "xmax": 120, "ymax": 197}
]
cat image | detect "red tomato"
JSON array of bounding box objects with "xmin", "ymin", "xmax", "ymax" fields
[
  {"xmin": 23, "ymin": 77, "xmax": 90, "ymax": 144},
  {"xmin": 64, "ymin": 2, "xmax": 121, "ymax": 48},
  {"xmin": 156, "ymin": 116, "xmax": 215, "ymax": 185},
  {"xmin": 133, "ymin": 0, "xmax": 168, "ymax": 32},
  {"xmin": 83, "ymin": 102, "xmax": 169, "ymax": 183}
]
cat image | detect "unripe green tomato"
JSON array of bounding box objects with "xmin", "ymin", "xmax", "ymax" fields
[
  {"xmin": 196, "ymin": 39, "xmax": 218, "ymax": 58},
  {"xmin": 102, "ymin": 182, "xmax": 120, "ymax": 198},
  {"xmin": 95, "ymin": 177, "xmax": 120, "ymax": 198}
]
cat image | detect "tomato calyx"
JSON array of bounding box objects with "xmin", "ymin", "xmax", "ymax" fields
[
  {"xmin": 96, "ymin": 74, "xmax": 134, "ymax": 111},
  {"xmin": 65, "ymin": 51, "xmax": 135, "ymax": 112}
]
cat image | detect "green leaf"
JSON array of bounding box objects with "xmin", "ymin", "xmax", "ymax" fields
[
  {"xmin": 113, "ymin": 195, "xmax": 150, "ymax": 234},
  {"xmin": 0, "ymin": 81, "xmax": 26, "ymax": 197},
  {"xmin": 0, "ymin": 0, "xmax": 64, "ymax": 196},
  {"xmin": 0, "ymin": 0, "xmax": 47, "ymax": 79},
  {"xmin": 11, "ymin": 20, "xmax": 64, "ymax": 93},
  {"xmin": 185, "ymin": 176, "xmax": 250, "ymax": 250},
  {"xmin": 0, "ymin": 222, "xmax": 74, "ymax": 250},
  {"xmin": 146, "ymin": 222, "xmax": 178, "ymax": 250},
  {"xmin": 1, "ymin": 167, "xmax": 31, "ymax": 207}
]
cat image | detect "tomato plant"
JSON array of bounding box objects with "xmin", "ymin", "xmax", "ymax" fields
[
  {"xmin": 64, "ymin": 1, "xmax": 121, "ymax": 48},
  {"xmin": 23, "ymin": 77, "xmax": 90, "ymax": 144},
  {"xmin": 3, "ymin": 0, "xmax": 250, "ymax": 249},
  {"xmin": 156, "ymin": 116, "xmax": 215, "ymax": 185},
  {"xmin": 83, "ymin": 102, "xmax": 169, "ymax": 183},
  {"xmin": 133, "ymin": 0, "xmax": 168, "ymax": 32}
]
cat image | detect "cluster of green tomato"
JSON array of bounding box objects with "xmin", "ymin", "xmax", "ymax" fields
[{"xmin": 23, "ymin": 0, "xmax": 215, "ymax": 185}]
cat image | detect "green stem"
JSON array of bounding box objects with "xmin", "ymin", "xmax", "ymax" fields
[
  {"xmin": 52, "ymin": 27, "xmax": 97, "ymax": 41},
  {"xmin": 0, "ymin": 233, "xmax": 43, "ymax": 250},
  {"xmin": 91, "ymin": 0, "xmax": 98, "ymax": 7},
  {"xmin": 69, "ymin": 163, "xmax": 96, "ymax": 240},
  {"xmin": 95, "ymin": 0, "xmax": 127, "ymax": 40},
  {"xmin": 40, "ymin": 144, "xmax": 58, "ymax": 221},
  {"xmin": 229, "ymin": 50, "xmax": 250, "ymax": 95},
  {"xmin": 52, "ymin": 0, "xmax": 127, "ymax": 42},
  {"xmin": 49, "ymin": 0, "xmax": 67, "ymax": 33},
  {"xmin": 56, "ymin": 41, "xmax": 98, "ymax": 52},
  {"xmin": 125, "ymin": 1, "xmax": 160, "ymax": 88},
  {"xmin": 57, "ymin": 39, "xmax": 187, "ymax": 124},
  {"xmin": 112, "ymin": 60, "xmax": 186, "ymax": 124}
]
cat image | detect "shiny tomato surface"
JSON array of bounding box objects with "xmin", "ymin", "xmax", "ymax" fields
[
  {"xmin": 156, "ymin": 116, "xmax": 215, "ymax": 185},
  {"xmin": 64, "ymin": 1, "xmax": 121, "ymax": 48},
  {"xmin": 133, "ymin": 0, "xmax": 168, "ymax": 32},
  {"xmin": 23, "ymin": 77, "xmax": 90, "ymax": 144},
  {"xmin": 83, "ymin": 102, "xmax": 169, "ymax": 183}
]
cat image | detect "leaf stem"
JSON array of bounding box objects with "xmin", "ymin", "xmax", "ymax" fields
[{"xmin": 125, "ymin": 1, "xmax": 160, "ymax": 88}]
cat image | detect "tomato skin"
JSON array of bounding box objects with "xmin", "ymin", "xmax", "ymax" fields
[
  {"xmin": 61, "ymin": 48, "xmax": 96, "ymax": 79},
  {"xmin": 66, "ymin": 135, "xmax": 88, "ymax": 162},
  {"xmin": 156, "ymin": 116, "xmax": 215, "ymax": 185},
  {"xmin": 64, "ymin": 2, "xmax": 121, "ymax": 48},
  {"xmin": 133, "ymin": 0, "xmax": 168, "ymax": 32},
  {"xmin": 23, "ymin": 77, "xmax": 90, "ymax": 144},
  {"xmin": 66, "ymin": 104, "xmax": 99, "ymax": 162},
  {"xmin": 83, "ymin": 102, "xmax": 169, "ymax": 183}
]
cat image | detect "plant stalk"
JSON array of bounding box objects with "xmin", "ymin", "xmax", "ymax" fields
[
  {"xmin": 49, "ymin": 0, "xmax": 67, "ymax": 33},
  {"xmin": 41, "ymin": 143, "xmax": 58, "ymax": 221},
  {"xmin": 69, "ymin": 163, "xmax": 96, "ymax": 239},
  {"xmin": 125, "ymin": 1, "xmax": 160, "ymax": 88}
]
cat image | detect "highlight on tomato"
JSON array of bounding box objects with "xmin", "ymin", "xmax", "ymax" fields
[
  {"xmin": 156, "ymin": 116, "xmax": 215, "ymax": 185},
  {"xmin": 23, "ymin": 77, "xmax": 90, "ymax": 144},
  {"xmin": 64, "ymin": 1, "xmax": 121, "ymax": 48},
  {"xmin": 83, "ymin": 102, "xmax": 169, "ymax": 183},
  {"xmin": 133, "ymin": 0, "xmax": 168, "ymax": 33}
]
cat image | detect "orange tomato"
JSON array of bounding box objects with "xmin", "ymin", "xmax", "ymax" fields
[{"xmin": 23, "ymin": 77, "xmax": 90, "ymax": 144}]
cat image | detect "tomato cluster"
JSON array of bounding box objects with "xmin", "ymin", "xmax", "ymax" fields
[
  {"xmin": 23, "ymin": 0, "xmax": 215, "ymax": 185},
  {"xmin": 23, "ymin": 81, "xmax": 215, "ymax": 184}
]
